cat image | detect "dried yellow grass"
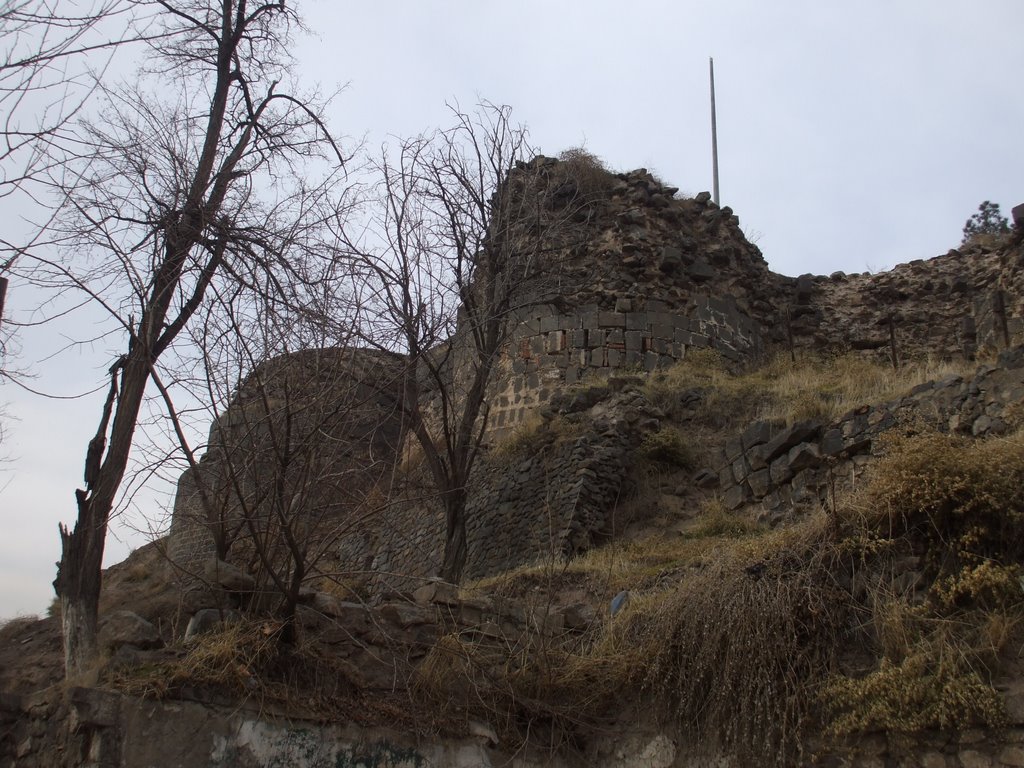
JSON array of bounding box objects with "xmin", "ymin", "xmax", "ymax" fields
[{"xmin": 645, "ymin": 349, "xmax": 977, "ymax": 429}]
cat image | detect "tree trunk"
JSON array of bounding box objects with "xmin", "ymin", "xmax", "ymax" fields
[
  {"xmin": 55, "ymin": 353, "xmax": 152, "ymax": 676},
  {"xmin": 59, "ymin": 595, "xmax": 99, "ymax": 678},
  {"xmin": 54, "ymin": 493, "xmax": 104, "ymax": 678},
  {"xmin": 439, "ymin": 489, "xmax": 468, "ymax": 583}
]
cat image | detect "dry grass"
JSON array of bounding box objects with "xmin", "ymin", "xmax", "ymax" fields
[
  {"xmin": 437, "ymin": 424, "xmax": 1024, "ymax": 756},
  {"xmin": 489, "ymin": 413, "xmax": 546, "ymax": 463},
  {"xmin": 555, "ymin": 147, "xmax": 615, "ymax": 203},
  {"xmin": 636, "ymin": 425, "xmax": 694, "ymax": 470},
  {"xmin": 645, "ymin": 349, "xmax": 977, "ymax": 430},
  {"xmin": 463, "ymin": 518, "xmax": 764, "ymax": 601},
  {"xmin": 625, "ymin": 514, "xmax": 845, "ymax": 763},
  {"xmin": 489, "ymin": 413, "xmax": 584, "ymax": 464},
  {"xmin": 106, "ymin": 618, "xmax": 363, "ymax": 717},
  {"xmin": 0, "ymin": 614, "xmax": 41, "ymax": 633},
  {"xmin": 686, "ymin": 500, "xmax": 760, "ymax": 539}
]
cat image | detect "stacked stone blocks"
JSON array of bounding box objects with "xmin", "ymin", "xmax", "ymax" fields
[{"xmin": 488, "ymin": 294, "xmax": 763, "ymax": 439}]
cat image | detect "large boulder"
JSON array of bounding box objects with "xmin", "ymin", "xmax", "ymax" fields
[{"xmin": 98, "ymin": 610, "xmax": 161, "ymax": 651}]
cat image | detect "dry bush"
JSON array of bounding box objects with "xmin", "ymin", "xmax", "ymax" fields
[
  {"xmin": 820, "ymin": 428, "xmax": 1024, "ymax": 735},
  {"xmin": 821, "ymin": 588, "xmax": 1015, "ymax": 735},
  {"xmin": 962, "ymin": 231, "xmax": 1014, "ymax": 251},
  {"xmin": 413, "ymin": 628, "xmax": 605, "ymax": 747},
  {"xmin": 555, "ymin": 147, "xmax": 615, "ymax": 203},
  {"xmin": 854, "ymin": 430, "xmax": 1024, "ymax": 583},
  {"xmin": 433, "ymin": 515, "xmax": 845, "ymax": 764},
  {"xmin": 629, "ymin": 514, "xmax": 845, "ymax": 764},
  {"xmin": 822, "ymin": 645, "xmax": 1006, "ymax": 735}
]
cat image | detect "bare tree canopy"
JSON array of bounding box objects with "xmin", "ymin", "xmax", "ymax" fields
[
  {"xmin": 0, "ymin": 0, "xmax": 350, "ymax": 676},
  {"xmin": 1, "ymin": 1, "xmax": 128, "ymax": 198}
]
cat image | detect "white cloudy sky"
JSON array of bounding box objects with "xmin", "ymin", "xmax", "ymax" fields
[{"xmin": 1, "ymin": 0, "xmax": 1022, "ymax": 618}]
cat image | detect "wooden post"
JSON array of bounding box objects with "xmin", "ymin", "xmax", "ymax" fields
[
  {"xmin": 786, "ymin": 307, "xmax": 796, "ymax": 363},
  {"xmin": 888, "ymin": 314, "xmax": 899, "ymax": 370},
  {"xmin": 961, "ymin": 315, "xmax": 977, "ymax": 361}
]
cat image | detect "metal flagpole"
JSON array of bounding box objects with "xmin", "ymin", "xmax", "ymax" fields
[{"xmin": 710, "ymin": 57, "xmax": 720, "ymax": 206}]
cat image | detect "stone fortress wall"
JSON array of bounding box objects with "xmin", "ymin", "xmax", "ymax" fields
[
  {"xmin": 164, "ymin": 154, "xmax": 1024, "ymax": 593},
  {"xmin": 484, "ymin": 293, "xmax": 762, "ymax": 441}
]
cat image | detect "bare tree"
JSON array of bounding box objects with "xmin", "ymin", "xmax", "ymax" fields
[
  {"xmin": 346, "ymin": 104, "xmax": 587, "ymax": 583},
  {"xmin": 10, "ymin": 0, "xmax": 348, "ymax": 676},
  {"xmin": 160, "ymin": 285, "xmax": 403, "ymax": 642}
]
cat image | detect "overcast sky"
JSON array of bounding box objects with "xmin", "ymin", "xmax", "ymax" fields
[{"xmin": 1, "ymin": 1, "xmax": 1022, "ymax": 618}]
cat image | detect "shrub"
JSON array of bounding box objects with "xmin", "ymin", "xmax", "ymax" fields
[
  {"xmin": 637, "ymin": 426, "xmax": 693, "ymax": 469},
  {"xmin": 822, "ymin": 649, "xmax": 1006, "ymax": 735},
  {"xmin": 822, "ymin": 429, "xmax": 1024, "ymax": 736},
  {"xmin": 857, "ymin": 430, "xmax": 1024, "ymax": 582}
]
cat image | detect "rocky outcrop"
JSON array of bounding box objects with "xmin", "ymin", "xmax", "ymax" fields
[
  {"xmin": 715, "ymin": 346, "xmax": 1024, "ymax": 515},
  {"xmin": 7, "ymin": 681, "xmax": 1024, "ymax": 768},
  {"xmin": 164, "ymin": 158, "xmax": 1024, "ymax": 611}
]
